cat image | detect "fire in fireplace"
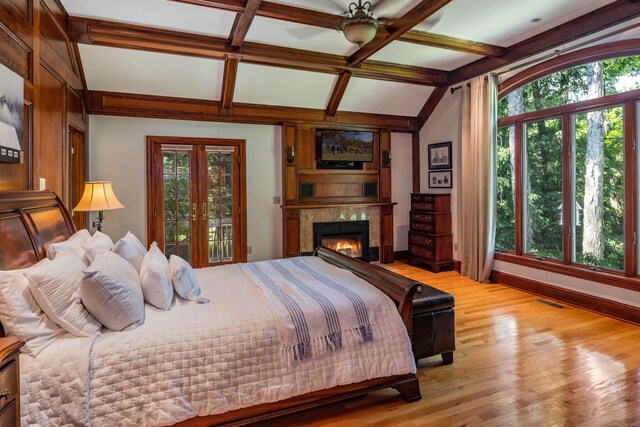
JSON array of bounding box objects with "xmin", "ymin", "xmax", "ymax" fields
[{"xmin": 313, "ymin": 220, "xmax": 371, "ymax": 262}]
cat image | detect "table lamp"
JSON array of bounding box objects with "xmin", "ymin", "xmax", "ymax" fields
[{"xmin": 73, "ymin": 181, "xmax": 124, "ymax": 232}]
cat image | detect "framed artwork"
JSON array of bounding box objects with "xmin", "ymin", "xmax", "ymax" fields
[
  {"xmin": 428, "ymin": 141, "xmax": 451, "ymax": 170},
  {"xmin": 0, "ymin": 63, "xmax": 24, "ymax": 164},
  {"xmin": 429, "ymin": 170, "xmax": 452, "ymax": 188}
]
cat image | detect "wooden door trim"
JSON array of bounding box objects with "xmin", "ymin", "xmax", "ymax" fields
[{"xmin": 146, "ymin": 136, "xmax": 247, "ymax": 265}]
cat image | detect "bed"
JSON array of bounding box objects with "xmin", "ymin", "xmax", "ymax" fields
[{"xmin": 0, "ymin": 190, "xmax": 423, "ymax": 426}]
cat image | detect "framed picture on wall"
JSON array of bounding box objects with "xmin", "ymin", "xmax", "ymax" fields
[
  {"xmin": 0, "ymin": 63, "xmax": 24, "ymax": 164},
  {"xmin": 429, "ymin": 170, "xmax": 452, "ymax": 188},
  {"xmin": 428, "ymin": 141, "xmax": 451, "ymax": 170}
]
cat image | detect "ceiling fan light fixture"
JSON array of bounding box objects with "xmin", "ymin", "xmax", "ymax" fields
[{"xmin": 342, "ymin": 1, "xmax": 379, "ymax": 46}]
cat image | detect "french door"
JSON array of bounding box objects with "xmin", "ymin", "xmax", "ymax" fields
[{"xmin": 147, "ymin": 137, "xmax": 246, "ymax": 267}]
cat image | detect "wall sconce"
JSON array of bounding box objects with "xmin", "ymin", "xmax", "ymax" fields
[
  {"xmin": 286, "ymin": 145, "xmax": 295, "ymax": 164},
  {"xmin": 74, "ymin": 181, "xmax": 124, "ymax": 232},
  {"xmin": 382, "ymin": 149, "xmax": 391, "ymax": 166}
]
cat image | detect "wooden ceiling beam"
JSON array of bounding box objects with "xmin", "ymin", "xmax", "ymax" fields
[
  {"xmin": 415, "ymin": 85, "xmax": 448, "ymax": 130},
  {"xmin": 86, "ymin": 90, "xmax": 416, "ymax": 132},
  {"xmin": 257, "ymin": 1, "xmax": 342, "ymax": 30},
  {"xmin": 348, "ymin": 0, "xmax": 453, "ymax": 66},
  {"xmin": 168, "ymin": 0, "xmax": 245, "ymax": 12},
  {"xmin": 221, "ymin": 56, "xmax": 239, "ymax": 109},
  {"xmin": 450, "ymin": 0, "xmax": 640, "ymax": 85},
  {"xmin": 67, "ymin": 16, "xmax": 449, "ymax": 86},
  {"xmin": 325, "ymin": 71, "xmax": 352, "ymax": 117},
  {"xmin": 399, "ymin": 30, "xmax": 506, "ymax": 57},
  {"xmin": 228, "ymin": 0, "xmax": 262, "ymax": 47}
]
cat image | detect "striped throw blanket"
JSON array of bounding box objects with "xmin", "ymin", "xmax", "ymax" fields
[{"xmin": 242, "ymin": 257, "xmax": 375, "ymax": 362}]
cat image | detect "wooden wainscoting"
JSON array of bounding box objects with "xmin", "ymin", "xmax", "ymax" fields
[{"xmin": 259, "ymin": 263, "xmax": 640, "ymax": 426}]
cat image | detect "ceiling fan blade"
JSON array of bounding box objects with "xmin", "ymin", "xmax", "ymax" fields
[
  {"xmin": 368, "ymin": 0, "xmax": 397, "ymax": 15},
  {"xmin": 286, "ymin": 26, "xmax": 328, "ymax": 40},
  {"xmin": 327, "ymin": 0, "xmax": 348, "ymax": 14},
  {"xmin": 421, "ymin": 10, "xmax": 444, "ymax": 31}
]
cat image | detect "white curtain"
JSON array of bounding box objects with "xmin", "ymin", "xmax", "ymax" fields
[{"xmin": 460, "ymin": 74, "xmax": 498, "ymax": 282}]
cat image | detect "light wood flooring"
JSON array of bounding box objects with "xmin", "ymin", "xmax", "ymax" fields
[{"xmin": 265, "ymin": 262, "xmax": 640, "ymax": 426}]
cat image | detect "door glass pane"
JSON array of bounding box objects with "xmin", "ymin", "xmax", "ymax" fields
[
  {"xmin": 573, "ymin": 106, "xmax": 624, "ymax": 271},
  {"xmin": 524, "ymin": 117, "xmax": 563, "ymax": 260},
  {"xmin": 163, "ymin": 149, "xmax": 191, "ymax": 262},
  {"xmin": 496, "ymin": 125, "xmax": 516, "ymax": 252},
  {"xmin": 207, "ymin": 150, "xmax": 234, "ymax": 264}
]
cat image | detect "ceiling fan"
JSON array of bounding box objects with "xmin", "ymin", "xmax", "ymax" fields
[{"xmin": 287, "ymin": 0, "xmax": 443, "ymax": 47}]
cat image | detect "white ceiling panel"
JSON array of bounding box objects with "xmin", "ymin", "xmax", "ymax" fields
[
  {"xmin": 60, "ymin": 0, "xmax": 235, "ymax": 37},
  {"xmin": 415, "ymin": 0, "xmax": 616, "ymax": 47},
  {"xmin": 340, "ymin": 78, "xmax": 433, "ymax": 116},
  {"xmin": 246, "ymin": 17, "xmax": 356, "ymax": 56},
  {"xmin": 234, "ymin": 64, "xmax": 336, "ymax": 109},
  {"xmin": 79, "ymin": 45, "xmax": 223, "ymax": 100},
  {"xmin": 370, "ymin": 41, "xmax": 481, "ymax": 70}
]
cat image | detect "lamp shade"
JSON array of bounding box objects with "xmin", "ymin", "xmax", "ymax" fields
[{"xmin": 74, "ymin": 181, "xmax": 124, "ymax": 212}]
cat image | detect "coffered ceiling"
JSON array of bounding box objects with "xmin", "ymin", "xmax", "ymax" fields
[{"xmin": 60, "ymin": 0, "xmax": 640, "ymax": 131}]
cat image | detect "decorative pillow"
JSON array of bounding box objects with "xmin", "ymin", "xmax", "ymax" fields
[
  {"xmin": 168, "ymin": 255, "xmax": 202, "ymax": 301},
  {"xmin": 139, "ymin": 243, "xmax": 173, "ymax": 310},
  {"xmin": 0, "ymin": 260, "xmax": 66, "ymax": 356},
  {"xmin": 25, "ymin": 251, "xmax": 101, "ymax": 337},
  {"xmin": 46, "ymin": 229, "xmax": 91, "ymax": 260},
  {"xmin": 112, "ymin": 231, "xmax": 147, "ymax": 272},
  {"xmin": 82, "ymin": 231, "xmax": 115, "ymax": 264},
  {"xmin": 79, "ymin": 251, "xmax": 144, "ymax": 331}
]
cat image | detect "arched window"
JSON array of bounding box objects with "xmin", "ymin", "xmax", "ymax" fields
[{"xmin": 495, "ymin": 40, "xmax": 640, "ymax": 287}]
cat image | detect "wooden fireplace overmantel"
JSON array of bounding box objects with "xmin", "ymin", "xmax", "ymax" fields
[{"xmin": 281, "ymin": 202, "xmax": 397, "ymax": 210}]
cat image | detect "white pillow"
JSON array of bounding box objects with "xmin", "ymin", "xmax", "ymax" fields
[
  {"xmin": 25, "ymin": 251, "xmax": 101, "ymax": 337},
  {"xmin": 140, "ymin": 243, "xmax": 173, "ymax": 310},
  {"xmin": 79, "ymin": 251, "xmax": 144, "ymax": 331},
  {"xmin": 82, "ymin": 231, "xmax": 115, "ymax": 264},
  {"xmin": 168, "ymin": 255, "xmax": 201, "ymax": 301},
  {"xmin": 46, "ymin": 229, "xmax": 91, "ymax": 260},
  {"xmin": 0, "ymin": 260, "xmax": 66, "ymax": 356},
  {"xmin": 112, "ymin": 231, "xmax": 147, "ymax": 272}
]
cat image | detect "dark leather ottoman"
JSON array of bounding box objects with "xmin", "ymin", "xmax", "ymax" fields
[{"xmin": 412, "ymin": 286, "xmax": 455, "ymax": 364}]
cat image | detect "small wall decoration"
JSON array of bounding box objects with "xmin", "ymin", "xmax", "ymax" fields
[
  {"xmin": 428, "ymin": 141, "xmax": 451, "ymax": 170},
  {"xmin": 0, "ymin": 63, "xmax": 24, "ymax": 164},
  {"xmin": 429, "ymin": 170, "xmax": 452, "ymax": 188}
]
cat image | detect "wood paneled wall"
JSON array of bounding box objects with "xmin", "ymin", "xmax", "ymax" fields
[
  {"xmin": 282, "ymin": 123, "xmax": 395, "ymax": 263},
  {"xmin": 0, "ymin": 0, "xmax": 86, "ymax": 207}
]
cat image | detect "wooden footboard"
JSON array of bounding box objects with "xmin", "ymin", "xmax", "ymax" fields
[{"xmin": 314, "ymin": 245, "xmax": 424, "ymax": 339}]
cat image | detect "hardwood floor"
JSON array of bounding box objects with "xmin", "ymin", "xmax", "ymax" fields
[{"xmin": 263, "ymin": 263, "xmax": 640, "ymax": 426}]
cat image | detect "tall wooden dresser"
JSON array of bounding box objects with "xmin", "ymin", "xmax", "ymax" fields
[{"xmin": 408, "ymin": 193, "xmax": 453, "ymax": 272}]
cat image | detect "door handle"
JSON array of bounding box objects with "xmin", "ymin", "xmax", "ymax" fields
[
  {"xmin": 192, "ymin": 203, "xmax": 197, "ymax": 221},
  {"xmin": 202, "ymin": 203, "xmax": 208, "ymax": 220}
]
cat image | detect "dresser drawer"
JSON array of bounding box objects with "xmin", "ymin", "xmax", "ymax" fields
[
  {"xmin": 410, "ymin": 212, "xmax": 435, "ymax": 223},
  {"xmin": 0, "ymin": 361, "xmax": 17, "ymax": 414},
  {"xmin": 410, "ymin": 221, "xmax": 435, "ymax": 233},
  {"xmin": 0, "ymin": 400, "xmax": 15, "ymax": 427},
  {"xmin": 411, "ymin": 201, "xmax": 436, "ymax": 211},
  {"xmin": 409, "ymin": 245, "xmax": 435, "ymax": 260},
  {"xmin": 411, "ymin": 194, "xmax": 435, "ymax": 203},
  {"xmin": 409, "ymin": 232, "xmax": 435, "ymax": 248},
  {"xmin": 411, "ymin": 193, "xmax": 450, "ymax": 212}
]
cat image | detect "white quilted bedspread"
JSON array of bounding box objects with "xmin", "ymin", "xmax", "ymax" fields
[{"xmin": 20, "ymin": 257, "xmax": 415, "ymax": 426}]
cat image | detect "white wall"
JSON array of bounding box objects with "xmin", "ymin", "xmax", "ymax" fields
[
  {"xmin": 391, "ymin": 132, "xmax": 412, "ymax": 251},
  {"xmin": 88, "ymin": 115, "xmax": 282, "ymax": 261},
  {"xmin": 420, "ymin": 91, "xmax": 462, "ymax": 260}
]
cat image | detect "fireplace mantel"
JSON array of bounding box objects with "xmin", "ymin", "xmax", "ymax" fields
[{"xmin": 281, "ymin": 202, "xmax": 396, "ymax": 210}]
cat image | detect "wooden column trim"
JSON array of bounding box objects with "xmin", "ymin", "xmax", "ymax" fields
[
  {"xmin": 415, "ymin": 85, "xmax": 448, "ymax": 131},
  {"xmin": 561, "ymin": 113, "xmax": 572, "ymax": 264},
  {"xmin": 412, "ymin": 131, "xmax": 420, "ymax": 192},
  {"xmin": 347, "ymin": 0, "xmax": 453, "ymax": 66},
  {"xmin": 220, "ymin": 56, "xmax": 239, "ymax": 110},
  {"xmin": 228, "ymin": 0, "xmax": 262, "ymax": 48},
  {"xmin": 624, "ymin": 100, "xmax": 637, "ymax": 277},
  {"xmin": 325, "ymin": 71, "xmax": 351, "ymax": 117}
]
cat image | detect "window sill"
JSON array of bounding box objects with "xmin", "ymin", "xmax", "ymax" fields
[{"xmin": 493, "ymin": 252, "xmax": 640, "ymax": 292}]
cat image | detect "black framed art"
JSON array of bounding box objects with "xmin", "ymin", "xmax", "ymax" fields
[
  {"xmin": 428, "ymin": 141, "xmax": 451, "ymax": 170},
  {"xmin": 428, "ymin": 170, "xmax": 452, "ymax": 188}
]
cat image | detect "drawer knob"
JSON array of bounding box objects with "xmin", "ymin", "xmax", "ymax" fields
[{"xmin": 0, "ymin": 389, "xmax": 10, "ymax": 400}]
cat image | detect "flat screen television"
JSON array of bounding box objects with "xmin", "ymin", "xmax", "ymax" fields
[{"xmin": 316, "ymin": 129, "xmax": 374, "ymax": 163}]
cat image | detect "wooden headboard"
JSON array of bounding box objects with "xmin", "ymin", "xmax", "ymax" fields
[{"xmin": 0, "ymin": 190, "xmax": 76, "ymax": 270}]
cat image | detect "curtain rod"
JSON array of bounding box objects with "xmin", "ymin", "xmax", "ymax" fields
[{"xmin": 449, "ymin": 19, "xmax": 640, "ymax": 95}]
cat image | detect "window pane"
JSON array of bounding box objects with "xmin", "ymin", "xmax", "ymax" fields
[
  {"xmin": 207, "ymin": 150, "xmax": 234, "ymax": 264},
  {"xmin": 499, "ymin": 58, "xmax": 640, "ymax": 118},
  {"xmin": 496, "ymin": 125, "xmax": 516, "ymax": 251},
  {"xmin": 524, "ymin": 117, "xmax": 563, "ymax": 260},
  {"xmin": 573, "ymin": 106, "xmax": 624, "ymax": 271}
]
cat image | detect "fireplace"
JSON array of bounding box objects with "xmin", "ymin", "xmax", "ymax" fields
[{"xmin": 313, "ymin": 220, "xmax": 374, "ymax": 262}]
